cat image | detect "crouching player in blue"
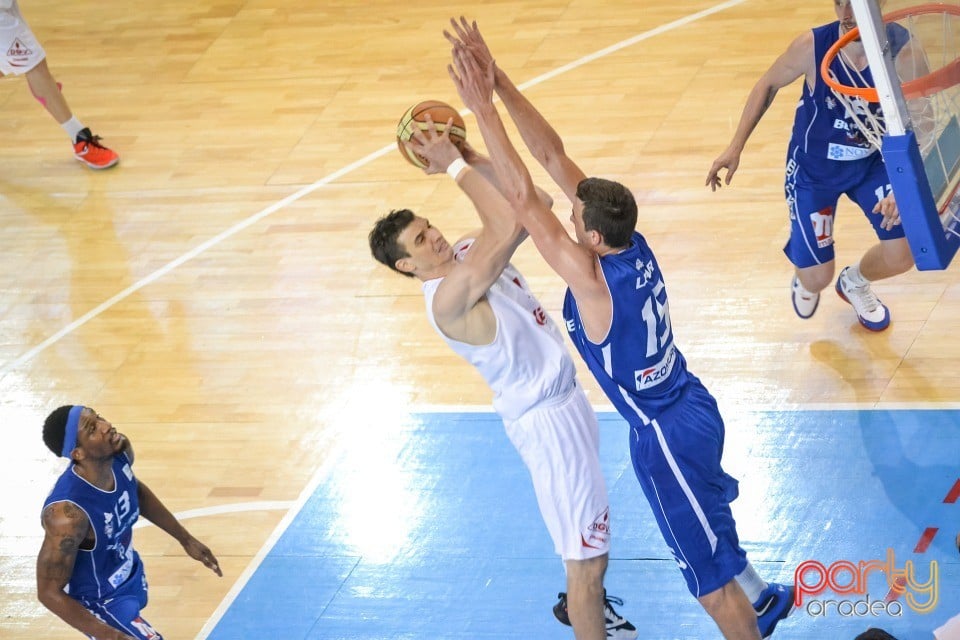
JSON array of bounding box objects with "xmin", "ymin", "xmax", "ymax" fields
[{"xmin": 37, "ymin": 405, "xmax": 222, "ymax": 639}]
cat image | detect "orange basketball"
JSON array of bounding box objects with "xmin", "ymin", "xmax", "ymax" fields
[{"xmin": 396, "ymin": 100, "xmax": 467, "ymax": 169}]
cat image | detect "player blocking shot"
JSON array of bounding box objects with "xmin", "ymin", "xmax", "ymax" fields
[{"xmin": 445, "ymin": 16, "xmax": 797, "ymax": 639}]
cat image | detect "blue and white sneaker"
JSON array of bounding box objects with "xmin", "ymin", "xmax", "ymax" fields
[
  {"xmin": 835, "ymin": 266, "xmax": 891, "ymax": 331},
  {"xmin": 754, "ymin": 582, "xmax": 796, "ymax": 639}
]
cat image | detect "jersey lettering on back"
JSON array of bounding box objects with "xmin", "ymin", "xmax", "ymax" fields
[{"xmin": 562, "ymin": 231, "xmax": 690, "ymax": 424}]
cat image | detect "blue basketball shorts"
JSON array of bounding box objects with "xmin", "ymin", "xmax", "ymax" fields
[
  {"xmin": 628, "ymin": 378, "xmax": 747, "ymax": 598},
  {"xmin": 783, "ymin": 151, "xmax": 906, "ymax": 268},
  {"xmin": 81, "ymin": 561, "xmax": 163, "ymax": 639}
]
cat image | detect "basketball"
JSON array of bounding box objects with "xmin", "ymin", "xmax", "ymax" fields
[{"xmin": 396, "ymin": 100, "xmax": 467, "ymax": 169}]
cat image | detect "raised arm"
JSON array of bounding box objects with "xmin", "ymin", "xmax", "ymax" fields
[
  {"xmin": 448, "ymin": 42, "xmax": 606, "ymax": 304},
  {"xmin": 446, "ymin": 18, "xmax": 587, "ymax": 204},
  {"xmin": 461, "ymin": 141, "xmax": 554, "ymax": 210},
  {"xmin": 706, "ymin": 30, "xmax": 814, "ymax": 190},
  {"xmin": 37, "ymin": 502, "xmax": 136, "ymax": 640},
  {"xmin": 399, "ymin": 116, "xmax": 525, "ymax": 339},
  {"xmin": 137, "ymin": 480, "xmax": 222, "ymax": 576}
]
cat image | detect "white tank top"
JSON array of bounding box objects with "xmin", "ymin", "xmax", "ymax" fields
[{"xmin": 423, "ymin": 239, "xmax": 576, "ymax": 421}]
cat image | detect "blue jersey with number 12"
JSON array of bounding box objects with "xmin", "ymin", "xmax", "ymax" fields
[{"xmin": 562, "ymin": 231, "xmax": 691, "ymax": 424}]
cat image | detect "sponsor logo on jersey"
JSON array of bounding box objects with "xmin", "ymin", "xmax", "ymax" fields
[
  {"xmin": 103, "ymin": 512, "xmax": 115, "ymax": 539},
  {"xmin": 827, "ymin": 142, "xmax": 874, "ymax": 161},
  {"xmin": 634, "ymin": 343, "xmax": 676, "ymax": 390},
  {"xmin": 565, "ymin": 318, "xmax": 577, "ymax": 333}
]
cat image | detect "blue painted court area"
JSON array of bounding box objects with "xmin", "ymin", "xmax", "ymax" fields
[{"xmin": 207, "ymin": 410, "xmax": 959, "ymax": 639}]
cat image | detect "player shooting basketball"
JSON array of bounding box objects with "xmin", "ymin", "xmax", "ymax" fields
[{"xmin": 370, "ymin": 118, "xmax": 637, "ymax": 639}]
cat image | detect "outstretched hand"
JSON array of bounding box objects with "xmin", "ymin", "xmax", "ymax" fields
[
  {"xmin": 182, "ymin": 536, "xmax": 223, "ymax": 577},
  {"xmin": 448, "ymin": 42, "xmax": 495, "ymax": 114},
  {"xmin": 402, "ymin": 114, "xmax": 463, "ymax": 175},
  {"xmin": 444, "ymin": 17, "xmax": 495, "ymax": 75},
  {"xmin": 706, "ymin": 146, "xmax": 741, "ymax": 192}
]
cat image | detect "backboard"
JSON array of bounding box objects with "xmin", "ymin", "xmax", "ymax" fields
[{"xmin": 846, "ymin": 0, "xmax": 960, "ymax": 270}]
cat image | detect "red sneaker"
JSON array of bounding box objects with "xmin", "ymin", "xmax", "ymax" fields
[{"xmin": 73, "ymin": 127, "xmax": 119, "ymax": 169}]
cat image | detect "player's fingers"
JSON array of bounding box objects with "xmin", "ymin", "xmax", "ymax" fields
[
  {"xmin": 423, "ymin": 112, "xmax": 435, "ymax": 132},
  {"xmin": 401, "ymin": 140, "xmax": 423, "ymax": 159},
  {"xmin": 439, "ymin": 117, "xmax": 454, "ymax": 140},
  {"xmin": 404, "ymin": 125, "xmax": 425, "ymax": 145},
  {"xmin": 446, "ymin": 62, "xmax": 459, "ymax": 86}
]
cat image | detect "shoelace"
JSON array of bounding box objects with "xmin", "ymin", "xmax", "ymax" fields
[
  {"xmin": 603, "ymin": 593, "xmax": 627, "ymax": 619},
  {"xmin": 849, "ymin": 281, "xmax": 881, "ymax": 313},
  {"xmin": 78, "ymin": 134, "xmax": 109, "ymax": 150}
]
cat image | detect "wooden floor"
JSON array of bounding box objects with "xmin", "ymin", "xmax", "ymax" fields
[{"xmin": 1, "ymin": 0, "xmax": 958, "ymax": 638}]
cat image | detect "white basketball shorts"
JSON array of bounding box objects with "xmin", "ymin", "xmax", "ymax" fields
[
  {"xmin": 0, "ymin": 1, "xmax": 45, "ymax": 76},
  {"xmin": 503, "ymin": 382, "xmax": 610, "ymax": 561}
]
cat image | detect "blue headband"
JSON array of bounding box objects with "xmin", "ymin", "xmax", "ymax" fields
[{"xmin": 61, "ymin": 405, "xmax": 84, "ymax": 458}]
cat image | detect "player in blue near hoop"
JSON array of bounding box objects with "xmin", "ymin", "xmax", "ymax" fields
[
  {"xmin": 37, "ymin": 405, "xmax": 221, "ymax": 639},
  {"xmin": 707, "ymin": 0, "xmax": 922, "ymax": 332},
  {"xmin": 447, "ymin": 17, "xmax": 797, "ymax": 640}
]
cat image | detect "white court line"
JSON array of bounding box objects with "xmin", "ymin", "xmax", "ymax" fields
[
  {"xmin": 195, "ymin": 445, "xmax": 340, "ymax": 639},
  {"xmin": 0, "ymin": 146, "xmax": 393, "ymax": 376},
  {"xmin": 132, "ymin": 500, "xmax": 295, "ymax": 529},
  {"xmin": 0, "ymin": 0, "xmax": 747, "ymax": 378}
]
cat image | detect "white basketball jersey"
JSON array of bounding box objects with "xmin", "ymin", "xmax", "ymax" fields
[{"xmin": 423, "ymin": 239, "xmax": 576, "ymax": 421}]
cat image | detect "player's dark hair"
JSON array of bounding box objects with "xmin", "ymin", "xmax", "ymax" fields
[
  {"xmin": 369, "ymin": 209, "xmax": 416, "ymax": 278},
  {"xmin": 576, "ymin": 177, "xmax": 638, "ymax": 249},
  {"xmin": 853, "ymin": 629, "xmax": 899, "ymax": 640},
  {"xmin": 42, "ymin": 405, "xmax": 73, "ymax": 456}
]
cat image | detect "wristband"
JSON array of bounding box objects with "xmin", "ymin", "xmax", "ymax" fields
[{"xmin": 446, "ymin": 158, "xmax": 469, "ymax": 181}]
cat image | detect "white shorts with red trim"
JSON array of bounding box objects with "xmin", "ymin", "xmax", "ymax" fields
[{"xmin": 504, "ymin": 382, "xmax": 610, "ymax": 561}]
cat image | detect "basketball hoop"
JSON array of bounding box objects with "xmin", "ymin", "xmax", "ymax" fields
[
  {"xmin": 821, "ymin": 4, "xmax": 960, "ymax": 103},
  {"xmin": 819, "ymin": 3, "xmax": 960, "ymax": 152}
]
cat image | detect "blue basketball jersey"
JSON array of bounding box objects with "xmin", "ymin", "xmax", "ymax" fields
[
  {"xmin": 790, "ymin": 21, "xmax": 909, "ymax": 171},
  {"xmin": 562, "ymin": 231, "xmax": 691, "ymax": 423},
  {"xmin": 42, "ymin": 452, "xmax": 143, "ymax": 602}
]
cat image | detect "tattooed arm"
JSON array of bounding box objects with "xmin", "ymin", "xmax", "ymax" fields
[{"xmin": 36, "ymin": 501, "xmax": 136, "ymax": 640}]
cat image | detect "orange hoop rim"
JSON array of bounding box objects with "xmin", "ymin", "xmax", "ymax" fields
[{"xmin": 821, "ymin": 2, "xmax": 960, "ymax": 102}]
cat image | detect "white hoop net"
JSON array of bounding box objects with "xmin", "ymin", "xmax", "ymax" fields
[{"xmin": 826, "ymin": 5, "xmax": 960, "ymax": 240}]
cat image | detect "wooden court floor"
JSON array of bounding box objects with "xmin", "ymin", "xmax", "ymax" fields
[{"xmin": 0, "ymin": 0, "xmax": 958, "ymax": 638}]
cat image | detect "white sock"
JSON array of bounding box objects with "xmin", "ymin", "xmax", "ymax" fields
[
  {"xmin": 794, "ymin": 276, "xmax": 816, "ymax": 297},
  {"xmin": 846, "ymin": 263, "xmax": 870, "ymax": 286},
  {"xmin": 60, "ymin": 116, "xmax": 85, "ymax": 143},
  {"xmin": 735, "ymin": 562, "xmax": 768, "ymax": 605}
]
